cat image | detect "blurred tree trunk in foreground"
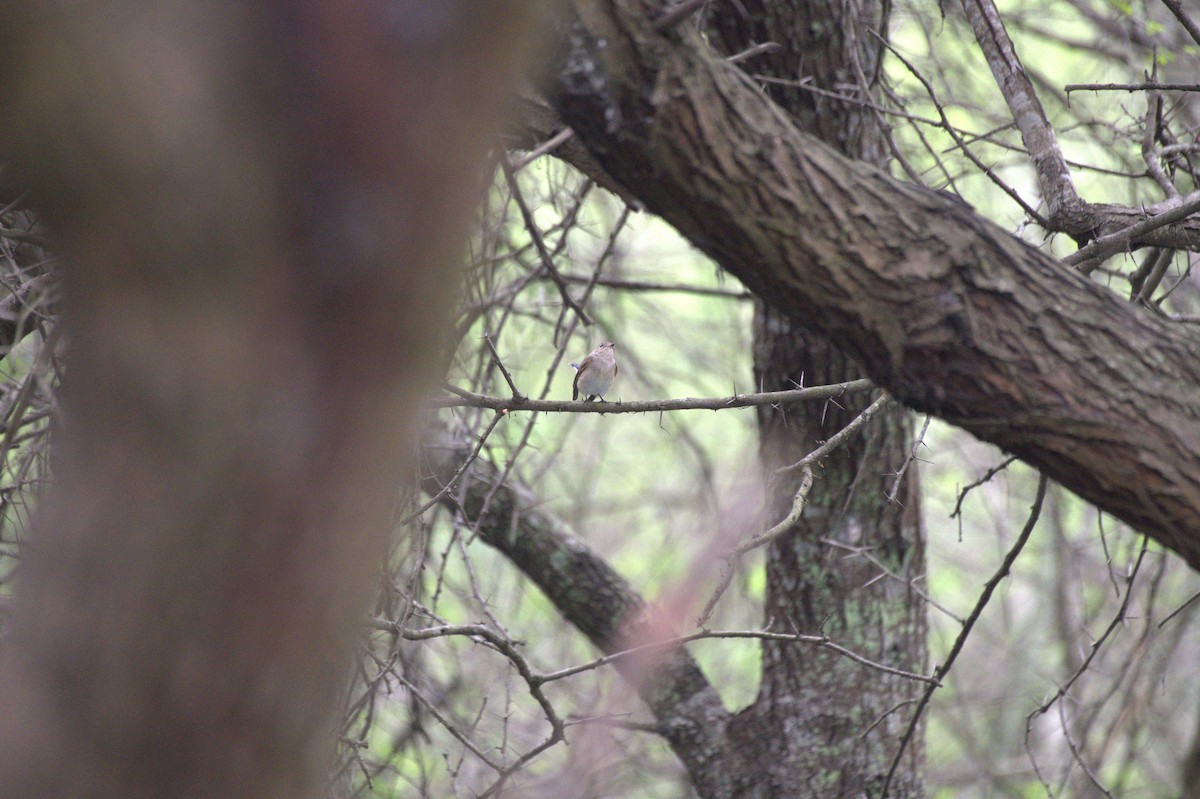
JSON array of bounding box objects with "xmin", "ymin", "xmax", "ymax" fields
[{"xmin": 0, "ymin": 4, "xmax": 544, "ymax": 799}]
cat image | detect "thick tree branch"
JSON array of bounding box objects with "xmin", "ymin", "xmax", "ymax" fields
[
  {"xmin": 551, "ymin": 0, "xmax": 1200, "ymax": 569},
  {"xmin": 422, "ymin": 427, "xmax": 735, "ymax": 796}
]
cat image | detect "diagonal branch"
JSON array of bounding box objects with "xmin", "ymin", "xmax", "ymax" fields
[
  {"xmin": 1161, "ymin": 0, "xmax": 1200, "ymax": 50},
  {"xmin": 549, "ymin": 0, "xmax": 1200, "ymax": 570},
  {"xmin": 421, "ymin": 427, "xmax": 736, "ymax": 796},
  {"xmin": 884, "ymin": 473, "xmax": 1049, "ymax": 795},
  {"xmin": 958, "ymin": 0, "xmax": 1079, "ymax": 216}
]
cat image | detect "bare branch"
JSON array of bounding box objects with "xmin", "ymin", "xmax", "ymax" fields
[
  {"xmin": 1161, "ymin": 0, "xmax": 1200, "ymax": 50},
  {"xmin": 958, "ymin": 0, "xmax": 1079, "ymax": 215},
  {"xmin": 777, "ymin": 392, "xmax": 892, "ymax": 474},
  {"xmin": 421, "ymin": 426, "xmax": 735, "ymax": 794},
  {"xmin": 883, "ymin": 473, "xmax": 1049, "ymax": 795},
  {"xmin": 1066, "ymin": 81, "xmax": 1200, "ymax": 93},
  {"xmin": 1065, "ymin": 192, "xmax": 1200, "ymax": 271},
  {"xmin": 482, "ymin": 333, "xmax": 524, "ymax": 400},
  {"xmin": 697, "ymin": 464, "xmax": 814, "ymax": 625},
  {"xmin": 499, "ymin": 156, "xmax": 593, "ymax": 326},
  {"xmin": 888, "ymin": 414, "xmax": 932, "ymax": 504},
  {"xmin": 654, "ymin": 0, "xmax": 705, "ymax": 32},
  {"xmin": 435, "ymin": 378, "xmax": 875, "ymax": 413},
  {"xmin": 536, "ymin": 627, "xmax": 940, "ymax": 688}
]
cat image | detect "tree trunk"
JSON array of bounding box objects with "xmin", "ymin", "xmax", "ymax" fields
[
  {"xmin": 0, "ymin": 4, "xmax": 545, "ymax": 798},
  {"xmin": 710, "ymin": 5, "xmax": 926, "ymax": 795}
]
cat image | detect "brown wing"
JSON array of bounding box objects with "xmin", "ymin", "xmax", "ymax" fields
[{"xmin": 572, "ymin": 360, "xmax": 584, "ymax": 400}]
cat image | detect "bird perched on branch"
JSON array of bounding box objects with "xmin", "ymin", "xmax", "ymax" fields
[{"xmin": 571, "ymin": 341, "xmax": 617, "ymax": 402}]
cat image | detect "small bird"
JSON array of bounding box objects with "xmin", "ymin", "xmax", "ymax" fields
[{"xmin": 572, "ymin": 341, "xmax": 618, "ymax": 402}]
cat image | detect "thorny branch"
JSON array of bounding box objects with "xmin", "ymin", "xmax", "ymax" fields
[{"xmin": 436, "ymin": 378, "xmax": 875, "ymax": 413}]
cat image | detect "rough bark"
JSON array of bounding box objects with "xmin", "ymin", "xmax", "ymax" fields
[
  {"xmin": 725, "ymin": 316, "xmax": 927, "ymax": 798},
  {"xmin": 0, "ymin": 4, "xmax": 544, "ymax": 799},
  {"xmin": 552, "ymin": 0, "xmax": 1200, "ymax": 570},
  {"xmin": 710, "ymin": 5, "xmax": 926, "ymax": 796}
]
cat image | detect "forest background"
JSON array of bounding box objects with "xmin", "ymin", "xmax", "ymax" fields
[{"xmin": 0, "ymin": 1, "xmax": 1198, "ymax": 798}]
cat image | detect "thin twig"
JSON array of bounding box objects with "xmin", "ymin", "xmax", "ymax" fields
[
  {"xmin": 1057, "ymin": 702, "xmax": 1118, "ymax": 799},
  {"xmin": 530, "ymin": 626, "xmax": 940, "ymax": 687},
  {"xmin": 654, "ymin": 0, "xmax": 706, "ymax": 31},
  {"xmin": 399, "ymin": 676, "xmax": 503, "ymax": 771},
  {"xmin": 1027, "ymin": 538, "xmax": 1148, "ymax": 720},
  {"xmin": 888, "ymin": 414, "xmax": 932, "ymax": 504},
  {"xmin": 727, "ymin": 41, "xmax": 781, "ymax": 64},
  {"xmin": 1140, "ymin": 60, "xmax": 1178, "ymax": 200},
  {"xmin": 511, "ymin": 127, "xmax": 575, "ymax": 171},
  {"xmin": 738, "ymin": 466, "xmax": 814, "ymax": 558},
  {"xmin": 704, "ymin": 392, "xmax": 892, "ymax": 624},
  {"xmin": 883, "ymin": 473, "xmax": 1049, "ymax": 796},
  {"xmin": 378, "ymin": 620, "xmax": 568, "ymax": 794},
  {"xmin": 821, "ymin": 538, "xmax": 963, "ymax": 623},
  {"xmin": 400, "ymin": 412, "xmax": 507, "ymax": 526},
  {"xmin": 875, "ymin": 31, "xmax": 1050, "ymax": 225},
  {"xmin": 1065, "ymin": 81, "xmax": 1200, "ymax": 93},
  {"xmin": 482, "ymin": 333, "xmax": 523, "ymax": 399},
  {"xmin": 777, "ymin": 392, "xmax": 892, "ymax": 474},
  {"xmin": 499, "ymin": 156, "xmax": 593, "ymax": 325},
  {"xmin": 552, "ymin": 272, "xmax": 752, "ymax": 299},
  {"xmin": 951, "ymin": 456, "xmax": 1018, "ymax": 519},
  {"xmin": 1024, "ymin": 537, "xmax": 1148, "ymax": 797},
  {"xmin": 697, "ymin": 465, "xmax": 814, "ymax": 625}
]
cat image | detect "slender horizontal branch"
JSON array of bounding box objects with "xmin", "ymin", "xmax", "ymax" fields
[
  {"xmin": 1065, "ymin": 82, "xmax": 1200, "ymax": 93},
  {"xmin": 532, "ymin": 627, "xmax": 940, "ymax": 688},
  {"xmin": 555, "ymin": 272, "xmax": 752, "ymax": 299},
  {"xmin": 434, "ymin": 378, "xmax": 874, "ymax": 412},
  {"xmin": 376, "ymin": 618, "xmax": 940, "ymax": 691}
]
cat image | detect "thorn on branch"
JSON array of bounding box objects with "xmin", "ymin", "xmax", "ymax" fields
[{"xmin": 483, "ymin": 333, "xmax": 524, "ymax": 400}]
